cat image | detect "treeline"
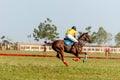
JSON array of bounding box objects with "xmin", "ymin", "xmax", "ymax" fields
[
  {"xmin": 1, "ymin": 18, "xmax": 120, "ymax": 46},
  {"xmin": 33, "ymin": 18, "xmax": 120, "ymax": 46}
]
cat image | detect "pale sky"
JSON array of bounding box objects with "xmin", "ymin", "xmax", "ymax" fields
[{"xmin": 0, "ymin": 0, "xmax": 120, "ymax": 45}]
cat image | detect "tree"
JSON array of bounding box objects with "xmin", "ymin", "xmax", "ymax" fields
[
  {"xmin": 95, "ymin": 27, "xmax": 112, "ymax": 45},
  {"xmin": 78, "ymin": 26, "xmax": 97, "ymax": 43},
  {"xmin": 115, "ymin": 32, "xmax": 120, "ymax": 46},
  {"xmin": 78, "ymin": 26, "xmax": 112, "ymax": 45},
  {"xmin": 1, "ymin": 36, "xmax": 5, "ymax": 40},
  {"xmin": 33, "ymin": 18, "xmax": 59, "ymax": 42},
  {"xmin": 77, "ymin": 26, "xmax": 91, "ymax": 37},
  {"xmin": 85, "ymin": 26, "xmax": 98, "ymax": 43},
  {"xmin": 85, "ymin": 26, "xmax": 91, "ymax": 33}
]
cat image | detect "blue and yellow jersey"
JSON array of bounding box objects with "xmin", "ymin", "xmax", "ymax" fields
[{"xmin": 66, "ymin": 28, "xmax": 76, "ymax": 37}]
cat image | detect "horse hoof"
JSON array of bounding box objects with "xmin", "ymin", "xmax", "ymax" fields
[
  {"xmin": 64, "ymin": 61, "xmax": 69, "ymax": 67},
  {"xmin": 72, "ymin": 58, "xmax": 79, "ymax": 62}
]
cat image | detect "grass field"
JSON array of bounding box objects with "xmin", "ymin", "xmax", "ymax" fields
[{"xmin": 0, "ymin": 50, "xmax": 120, "ymax": 80}]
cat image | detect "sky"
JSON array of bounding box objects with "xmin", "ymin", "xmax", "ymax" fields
[{"xmin": 0, "ymin": 0, "xmax": 120, "ymax": 45}]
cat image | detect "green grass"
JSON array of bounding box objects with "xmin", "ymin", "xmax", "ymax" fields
[{"xmin": 0, "ymin": 50, "xmax": 120, "ymax": 80}]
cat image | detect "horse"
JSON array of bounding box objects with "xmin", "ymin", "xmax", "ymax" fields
[{"xmin": 46, "ymin": 32, "xmax": 92, "ymax": 67}]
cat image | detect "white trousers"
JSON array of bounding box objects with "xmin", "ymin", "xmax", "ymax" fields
[{"xmin": 66, "ymin": 34, "xmax": 78, "ymax": 42}]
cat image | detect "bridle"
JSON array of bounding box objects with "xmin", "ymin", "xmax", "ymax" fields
[{"xmin": 78, "ymin": 33, "xmax": 89, "ymax": 47}]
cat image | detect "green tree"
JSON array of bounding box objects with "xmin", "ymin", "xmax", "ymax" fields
[
  {"xmin": 78, "ymin": 26, "xmax": 91, "ymax": 37},
  {"xmin": 85, "ymin": 26, "xmax": 91, "ymax": 33},
  {"xmin": 78, "ymin": 26, "xmax": 112, "ymax": 45},
  {"xmin": 33, "ymin": 18, "xmax": 59, "ymax": 42},
  {"xmin": 1, "ymin": 36, "xmax": 5, "ymax": 40},
  {"xmin": 85, "ymin": 26, "xmax": 98, "ymax": 43},
  {"xmin": 91, "ymin": 32, "xmax": 98, "ymax": 43},
  {"xmin": 95, "ymin": 27, "xmax": 112, "ymax": 45},
  {"xmin": 115, "ymin": 32, "xmax": 120, "ymax": 46},
  {"xmin": 78, "ymin": 26, "xmax": 97, "ymax": 43}
]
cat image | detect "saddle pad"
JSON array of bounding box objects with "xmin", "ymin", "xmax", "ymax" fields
[{"xmin": 64, "ymin": 39, "xmax": 73, "ymax": 46}]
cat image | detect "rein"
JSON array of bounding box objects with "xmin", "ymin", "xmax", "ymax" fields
[
  {"xmin": 78, "ymin": 39, "xmax": 85, "ymax": 47},
  {"xmin": 78, "ymin": 35, "xmax": 87, "ymax": 48}
]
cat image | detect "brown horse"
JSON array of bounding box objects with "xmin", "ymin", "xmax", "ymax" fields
[{"xmin": 47, "ymin": 32, "xmax": 92, "ymax": 67}]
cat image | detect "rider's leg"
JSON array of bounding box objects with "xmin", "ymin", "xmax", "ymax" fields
[
  {"xmin": 66, "ymin": 34, "xmax": 78, "ymax": 42},
  {"xmin": 66, "ymin": 34, "xmax": 78, "ymax": 50}
]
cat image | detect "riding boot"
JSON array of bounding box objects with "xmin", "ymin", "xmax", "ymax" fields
[{"xmin": 71, "ymin": 42, "xmax": 77, "ymax": 52}]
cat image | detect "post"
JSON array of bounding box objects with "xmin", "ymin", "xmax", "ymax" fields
[
  {"xmin": 105, "ymin": 48, "xmax": 110, "ymax": 58},
  {"xmin": 43, "ymin": 45, "xmax": 47, "ymax": 52}
]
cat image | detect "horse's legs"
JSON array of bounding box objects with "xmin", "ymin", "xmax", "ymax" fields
[
  {"xmin": 56, "ymin": 53, "xmax": 60, "ymax": 59},
  {"xmin": 71, "ymin": 52, "xmax": 80, "ymax": 62},
  {"xmin": 60, "ymin": 51, "xmax": 68, "ymax": 67},
  {"xmin": 83, "ymin": 52, "xmax": 88, "ymax": 63},
  {"xmin": 72, "ymin": 54, "xmax": 80, "ymax": 62},
  {"xmin": 62, "ymin": 57, "xmax": 69, "ymax": 67},
  {"xmin": 56, "ymin": 51, "xmax": 68, "ymax": 67},
  {"xmin": 72, "ymin": 45, "xmax": 81, "ymax": 62}
]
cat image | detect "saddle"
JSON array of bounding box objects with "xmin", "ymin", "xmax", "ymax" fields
[
  {"xmin": 64, "ymin": 38, "xmax": 81, "ymax": 53},
  {"xmin": 64, "ymin": 38, "xmax": 73, "ymax": 46}
]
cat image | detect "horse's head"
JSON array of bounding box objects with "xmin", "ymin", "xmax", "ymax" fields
[{"xmin": 78, "ymin": 32, "xmax": 92, "ymax": 43}]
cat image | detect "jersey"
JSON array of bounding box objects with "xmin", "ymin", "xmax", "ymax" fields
[{"xmin": 66, "ymin": 28, "xmax": 76, "ymax": 37}]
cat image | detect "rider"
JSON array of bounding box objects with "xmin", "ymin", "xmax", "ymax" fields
[
  {"xmin": 65, "ymin": 26, "xmax": 78, "ymax": 43},
  {"xmin": 65, "ymin": 26, "xmax": 78, "ymax": 51}
]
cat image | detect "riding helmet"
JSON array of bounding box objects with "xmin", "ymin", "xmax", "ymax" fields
[{"xmin": 72, "ymin": 26, "xmax": 76, "ymax": 30}]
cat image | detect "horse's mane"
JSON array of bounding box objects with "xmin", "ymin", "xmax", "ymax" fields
[{"xmin": 78, "ymin": 33, "xmax": 87, "ymax": 39}]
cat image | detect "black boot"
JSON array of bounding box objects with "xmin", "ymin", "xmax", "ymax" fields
[{"xmin": 71, "ymin": 42, "xmax": 77, "ymax": 52}]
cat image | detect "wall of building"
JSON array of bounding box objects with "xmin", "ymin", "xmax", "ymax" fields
[{"xmin": 17, "ymin": 43, "xmax": 120, "ymax": 54}]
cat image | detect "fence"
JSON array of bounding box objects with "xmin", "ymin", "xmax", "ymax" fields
[
  {"xmin": 18, "ymin": 43, "xmax": 53, "ymax": 51},
  {"xmin": 82, "ymin": 46, "xmax": 120, "ymax": 54},
  {"xmin": 17, "ymin": 43, "xmax": 120, "ymax": 54}
]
